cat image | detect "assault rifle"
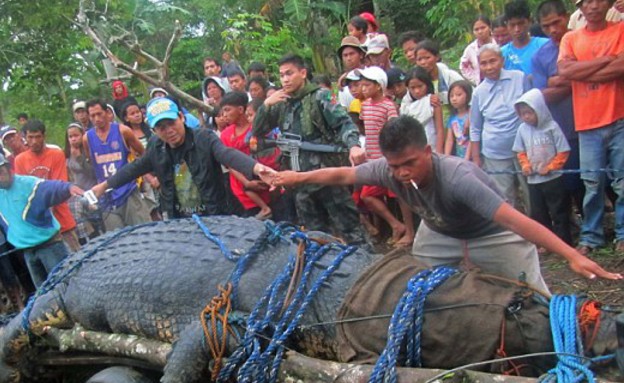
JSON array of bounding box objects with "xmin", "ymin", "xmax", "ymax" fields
[{"xmin": 253, "ymin": 132, "xmax": 346, "ymax": 171}]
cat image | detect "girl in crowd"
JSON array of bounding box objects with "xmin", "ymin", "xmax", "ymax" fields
[
  {"xmin": 444, "ymin": 80, "xmax": 473, "ymax": 159},
  {"xmin": 347, "ymin": 15, "xmax": 368, "ymax": 45},
  {"xmin": 202, "ymin": 76, "xmax": 227, "ymax": 129},
  {"xmin": 414, "ymin": 39, "xmax": 465, "ymax": 122},
  {"xmin": 492, "ymin": 16, "xmax": 512, "ymax": 46},
  {"xmin": 120, "ymin": 101, "xmax": 161, "ymax": 221},
  {"xmin": 460, "ymin": 15, "xmax": 495, "ymax": 85},
  {"xmin": 64, "ymin": 123, "xmax": 101, "ymax": 243},
  {"xmin": 248, "ymin": 76, "xmax": 269, "ymax": 100},
  {"xmin": 400, "ymin": 67, "xmax": 444, "ymax": 153}
]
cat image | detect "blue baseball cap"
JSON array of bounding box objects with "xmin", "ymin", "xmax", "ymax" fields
[{"xmin": 146, "ymin": 97, "xmax": 181, "ymax": 128}]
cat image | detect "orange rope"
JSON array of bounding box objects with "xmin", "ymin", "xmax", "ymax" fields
[
  {"xmin": 200, "ymin": 283, "xmax": 235, "ymax": 380},
  {"xmin": 495, "ymin": 319, "xmax": 527, "ymax": 376},
  {"xmin": 578, "ymin": 300, "xmax": 602, "ymax": 352}
]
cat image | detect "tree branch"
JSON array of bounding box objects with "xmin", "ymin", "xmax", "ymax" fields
[
  {"xmin": 162, "ymin": 20, "xmax": 182, "ymax": 82},
  {"xmin": 76, "ymin": 0, "xmax": 213, "ymax": 114}
]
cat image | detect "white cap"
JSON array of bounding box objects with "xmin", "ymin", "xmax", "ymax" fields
[
  {"xmin": 355, "ymin": 66, "xmax": 388, "ymax": 90},
  {"xmin": 365, "ymin": 34, "xmax": 390, "ymax": 55},
  {"xmin": 72, "ymin": 101, "xmax": 86, "ymax": 113}
]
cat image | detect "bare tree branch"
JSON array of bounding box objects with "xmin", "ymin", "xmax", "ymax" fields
[
  {"xmin": 118, "ymin": 39, "xmax": 163, "ymax": 68},
  {"xmin": 162, "ymin": 20, "xmax": 182, "ymax": 82},
  {"xmin": 76, "ymin": 0, "xmax": 213, "ymax": 114}
]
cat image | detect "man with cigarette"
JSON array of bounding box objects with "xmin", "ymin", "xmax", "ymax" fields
[{"xmin": 271, "ymin": 115, "xmax": 622, "ymax": 293}]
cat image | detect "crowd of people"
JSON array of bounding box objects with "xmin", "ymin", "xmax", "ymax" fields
[{"xmin": 0, "ymin": 0, "xmax": 622, "ymax": 309}]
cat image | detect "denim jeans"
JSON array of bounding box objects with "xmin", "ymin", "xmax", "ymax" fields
[
  {"xmin": 23, "ymin": 240, "xmax": 68, "ymax": 288},
  {"xmin": 578, "ymin": 119, "xmax": 624, "ymax": 248}
]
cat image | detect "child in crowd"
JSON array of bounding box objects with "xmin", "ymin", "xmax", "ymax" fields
[
  {"xmin": 492, "ymin": 15, "xmax": 512, "ymax": 46},
  {"xmin": 444, "ymin": 80, "xmax": 473, "ymax": 159},
  {"xmin": 460, "ymin": 15, "xmax": 495, "ymax": 85},
  {"xmin": 512, "ymin": 89, "xmax": 571, "ymax": 245},
  {"xmin": 348, "ymin": 15, "xmax": 369, "ymax": 45},
  {"xmin": 358, "ymin": 66, "xmax": 414, "ymax": 246},
  {"xmin": 246, "ymin": 98, "xmax": 280, "ymax": 171},
  {"xmin": 220, "ymin": 92, "xmax": 272, "ymax": 220},
  {"xmin": 343, "ymin": 70, "xmax": 365, "ymax": 138},
  {"xmin": 414, "ymin": 39, "xmax": 464, "ymax": 123},
  {"xmin": 248, "ymin": 76, "xmax": 269, "ymax": 100},
  {"xmin": 120, "ymin": 101, "xmax": 161, "ymax": 221},
  {"xmin": 64, "ymin": 123, "xmax": 100, "ymax": 243},
  {"xmin": 400, "ymin": 67, "xmax": 444, "ymax": 153}
]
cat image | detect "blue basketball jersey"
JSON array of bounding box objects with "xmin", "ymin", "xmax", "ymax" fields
[{"xmin": 87, "ymin": 122, "xmax": 136, "ymax": 209}]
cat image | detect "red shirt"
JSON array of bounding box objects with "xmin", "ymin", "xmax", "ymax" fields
[
  {"xmin": 14, "ymin": 146, "xmax": 77, "ymax": 233},
  {"xmin": 220, "ymin": 124, "xmax": 270, "ymax": 210}
]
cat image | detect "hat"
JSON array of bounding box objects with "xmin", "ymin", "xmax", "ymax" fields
[
  {"xmin": 365, "ymin": 34, "xmax": 390, "ymax": 55},
  {"xmin": 346, "ymin": 70, "xmax": 361, "ymax": 82},
  {"xmin": 386, "ymin": 68, "xmax": 407, "ymax": 87},
  {"xmin": 149, "ymin": 87, "xmax": 169, "ymax": 98},
  {"xmin": 359, "ymin": 12, "xmax": 378, "ymax": 30},
  {"xmin": 337, "ymin": 36, "xmax": 366, "ymax": 57},
  {"xmin": 203, "ymin": 76, "xmax": 228, "ymax": 94},
  {"xmin": 355, "ymin": 66, "xmax": 388, "ymax": 89},
  {"xmin": 146, "ymin": 97, "xmax": 180, "ymax": 128},
  {"xmin": 0, "ymin": 126, "xmax": 17, "ymax": 141},
  {"xmin": 72, "ymin": 101, "xmax": 86, "ymax": 113}
]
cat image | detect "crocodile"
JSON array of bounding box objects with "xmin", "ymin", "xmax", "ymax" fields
[{"xmin": 0, "ymin": 215, "xmax": 619, "ymax": 382}]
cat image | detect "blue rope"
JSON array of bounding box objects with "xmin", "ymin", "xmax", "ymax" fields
[
  {"xmin": 485, "ymin": 168, "xmax": 624, "ymax": 175},
  {"xmin": 368, "ymin": 266, "xmax": 458, "ymax": 383},
  {"xmin": 539, "ymin": 295, "xmax": 615, "ymax": 383},
  {"xmin": 217, "ymin": 230, "xmax": 357, "ymax": 383},
  {"xmin": 21, "ymin": 221, "xmax": 161, "ymax": 332},
  {"xmin": 192, "ymin": 214, "xmax": 236, "ymax": 261}
]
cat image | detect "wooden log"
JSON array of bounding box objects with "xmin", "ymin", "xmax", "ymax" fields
[
  {"xmin": 277, "ymin": 351, "xmax": 618, "ymax": 383},
  {"xmin": 41, "ymin": 325, "xmax": 171, "ymax": 367}
]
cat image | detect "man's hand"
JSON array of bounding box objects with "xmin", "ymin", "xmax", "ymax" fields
[
  {"xmin": 349, "ymin": 146, "xmax": 366, "ymax": 166},
  {"xmin": 569, "ymin": 253, "xmax": 623, "ymax": 280},
  {"xmin": 264, "ymin": 89, "xmax": 289, "ymax": 107},
  {"xmin": 273, "ymin": 171, "xmax": 301, "ymax": 187},
  {"xmin": 254, "ymin": 163, "xmax": 277, "ymax": 187},
  {"xmin": 91, "ymin": 182, "xmax": 108, "ymax": 198},
  {"xmin": 69, "ymin": 185, "xmax": 84, "ymax": 197}
]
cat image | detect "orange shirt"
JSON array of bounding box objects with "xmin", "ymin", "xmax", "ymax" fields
[
  {"xmin": 558, "ymin": 22, "xmax": 624, "ymax": 131},
  {"xmin": 14, "ymin": 146, "xmax": 77, "ymax": 233}
]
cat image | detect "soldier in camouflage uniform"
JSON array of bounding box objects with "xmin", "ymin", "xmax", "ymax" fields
[{"xmin": 253, "ymin": 54, "xmax": 368, "ymax": 245}]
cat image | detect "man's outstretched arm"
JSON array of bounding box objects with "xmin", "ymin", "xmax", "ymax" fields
[
  {"xmin": 273, "ymin": 167, "xmax": 357, "ymax": 188},
  {"xmin": 493, "ymin": 202, "xmax": 622, "ymax": 280}
]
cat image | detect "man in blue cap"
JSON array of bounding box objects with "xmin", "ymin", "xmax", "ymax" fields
[{"xmin": 90, "ymin": 96, "xmax": 276, "ymax": 219}]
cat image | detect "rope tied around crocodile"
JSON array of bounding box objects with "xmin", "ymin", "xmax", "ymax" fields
[
  {"xmin": 200, "ymin": 283, "xmax": 236, "ymax": 381},
  {"xmin": 538, "ymin": 295, "xmax": 615, "ymax": 383},
  {"xmin": 213, "ymin": 229, "xmax": 357, "ymax": 383},
  {"xmin": 368, "ymin": 266, "xmax": 459, "ymax": 383}
]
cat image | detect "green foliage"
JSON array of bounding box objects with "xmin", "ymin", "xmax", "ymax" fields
[
  {"xmin": 412, "ymin": 0, "xmax": 545, "ymax": 48},
  {"xmin": 221, "ymin": 13, "xmax": 309, "ymax": 79}
]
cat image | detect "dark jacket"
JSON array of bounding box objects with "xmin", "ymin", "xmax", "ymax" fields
[{"xmin": 107, "ymin": 127, "xmax": 257, "ymax": 218}]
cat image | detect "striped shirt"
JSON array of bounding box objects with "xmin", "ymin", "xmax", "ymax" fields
[{"xmin": 360, "ymin": 98, "xmax": 398, "ymax": 159}]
